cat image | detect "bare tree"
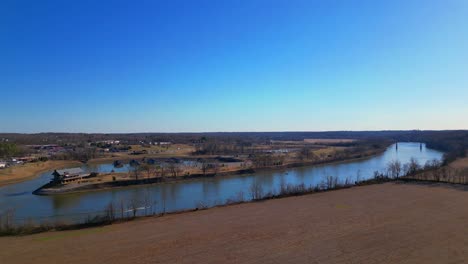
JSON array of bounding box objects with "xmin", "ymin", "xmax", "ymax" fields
[
  {"xmin": 105, "ymin": 202, "xmax": 115, "ymax": 221},
  {"xmin": 405, "ymin": 157, "xmax": 421, "ymax": 175},
  {"xmin": 156, "ymin": 165, "xmax": 165, "ymax": 178},
  {"xmin": 200, "ymin": 159, "xmax": 209, "ymax": 175},
  {"xmin": 119, "ymin": 198, "xmax": 125, "ymax": 219},
  {"xmin": 424, "ymin": 159, "xmax": 441, "ymax": 170},
  {"xmin": 325, "ymin": 175, "xmax": 338, "ymax": 189},
  {"xmin": 131, "ymin": 165, "xmax": 141, "ymax": 180},
  {"xmin": 129, "ymin": 196, "xmax": 141, "ymax": 218},
  {"xmin": 168, "ymin": 163, "xmax": 177, "ymax": 177},
  {"xmin": 143, "ymin": 190, "xmax": 152, "ymax": 216},
  {"xmin": 141, "ymin": 164, "xmax": 156, "ymax": 179},
  {"xmin": 387, "ymin": 160, "xmax": 402, "ymax": 178},
  {"xmin": 249, "ymin": 180, "xmax": 264, "ymax": 200},
  {"xmin": 252, "ymin": 154, "xmax": 273, "ymax": 168},
  {"xmin": 356, "ymin": 169, "xmax": 362, "ymax": 183},
  {"xmin": 175, "ymin": 165, "xmax": 184, "ymax": 177},
  {"xmin": 212, "ymin": 161, "xmax": 220, "ymax": 175},
  {"xmin": 298, "ymin": 147, "xmax": 316, "ymax": 161}
]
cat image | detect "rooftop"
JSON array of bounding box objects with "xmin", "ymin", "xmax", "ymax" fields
[{"xmin": 55, "ymin": 167, "xmax": 85, "ymax": 176}]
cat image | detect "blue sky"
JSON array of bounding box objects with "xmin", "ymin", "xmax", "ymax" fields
[{"xmin": 1, "ymin": 0, "xmax": 467, "ymax": 132}]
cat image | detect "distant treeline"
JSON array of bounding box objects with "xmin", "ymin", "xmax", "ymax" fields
[
  {"xmin": 1, "ymin": 130, "xmax": 463, "ymax": 144},
  {"xmin": 1, "ymin": 130, "xmax": 466, "ymax": 160}
]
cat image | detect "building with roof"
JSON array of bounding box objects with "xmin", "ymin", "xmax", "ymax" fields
[{"xmin": 52, "ymin": 167, "xmax": 94, "ymax": 184}]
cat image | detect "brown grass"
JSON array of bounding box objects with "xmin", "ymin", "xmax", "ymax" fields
[
  {"xmin": 0, "ymin": 160, "xmax": 82, "ymax": 186},
  {"xmin": 449, "ymin": 157, "xmax": 468, "ymax": 169},
  {"xmin": 87, "ymin": 144, "xmax": 195, "ymax": 165},
  {"xmin": 304, "ymin": 138, "xmax": 356, "ymax": 144},
  {"xmin": 1, "ymin": 182, "xmax": 467, "ymax": 264},
  {"xmin": 312, "ymin": 146, "xmax": 346, "ymax": 155}
]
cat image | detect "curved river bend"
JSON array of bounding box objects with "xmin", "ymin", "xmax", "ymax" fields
[{"xmin": 0, "ymin": 143, "xmax": 443, "ymax": 224}]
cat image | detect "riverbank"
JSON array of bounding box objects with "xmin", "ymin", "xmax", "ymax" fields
[
  {"xmin": 0, "ymin": 160, "xmax": 83, "ymax": 187},
  {"xmin": 34, "ymin": 145, "xmax": 388, "ymax": 195},
  {"xmin": 2, "ymin": 182, "xmax": 467, "ymax": 264},
  {"xmin": 33, "ymin": 169, "xmax": 254, "ymax": 195}
]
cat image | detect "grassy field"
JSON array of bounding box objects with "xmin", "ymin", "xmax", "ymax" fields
[
  {"xmin": 0, "ymin": 160, "xmax": 82, "ymax": 186},
  {"xmin": 1, "ymin": 182, "xmax": 467, "ymax": 264},
  {"xmin": 304, "ymin": 138, "xmax": 356, "ymax": 144}
]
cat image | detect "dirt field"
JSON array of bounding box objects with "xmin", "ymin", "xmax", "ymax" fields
[
  {"xmin": 0, "ymin": 160, "xmax": 82, "ymax": 186},
  {"xmin": 450, "ymin": 157, "xmax": 468, "ymax": 169},
  {"xmin": 1, "ymin": 182, "xmax": 467, "ymax": 264}
]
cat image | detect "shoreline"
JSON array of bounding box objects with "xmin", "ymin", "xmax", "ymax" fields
[
  {"xmin": 11, "ymin": 175, "xmax": 396, "ymax": 236},
  {"xmin": 3, "ymin": 180, "xmax": 468, "ymax": 264},
  {"xmin": 8, "ymin": 161, "xmax": 463, "ymax": 236},
  {"xmin": 0, "ymin": 160, "xmax": 83, "ymax": 187},
  {"xmin": 33, "ymin": 146, "xmax": 388, "ymax": 195}
]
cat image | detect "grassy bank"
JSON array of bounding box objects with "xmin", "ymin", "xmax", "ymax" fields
[{"xmin": 0, "ymin": 160, "xmax": 83, "ymax": 186}]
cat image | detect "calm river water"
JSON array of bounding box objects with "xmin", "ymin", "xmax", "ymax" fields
[{"xmin": 0, "ymin": 143, "xmax": 443, "ymax": 224}]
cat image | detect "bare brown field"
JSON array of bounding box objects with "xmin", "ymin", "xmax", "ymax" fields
[
  {"xmin": 304, "ymin": 138, "xmax": 356, "ymax": 144},
  {"xmin": 450, "ymin": 157, "xmax": 468, "ymax": 169},
  {"xmin": 0, "ymin": 160, "xmax": 82, "ymax": 186},
  {"xmin": 1, "ymin": 182, "xmax": 467, "ymax": 264},
  {"xmin": 127, "ymin": 144, "xmax": 194, "ymax": 154}
]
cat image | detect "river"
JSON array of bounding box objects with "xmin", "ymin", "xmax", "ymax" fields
[{"xmin": 0, "ymin": 143, "xmax": 443, "ymax": 224}]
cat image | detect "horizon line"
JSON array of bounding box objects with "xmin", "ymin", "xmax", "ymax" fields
[{"xmin": 1, "ymin": 129, "xmax": 467, "ymax": 135}]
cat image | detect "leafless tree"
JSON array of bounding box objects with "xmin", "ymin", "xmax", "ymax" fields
[
  {"xmin": 325, "ymin": 175, "xmax": 338, "ymax": 189},
  {"xmin": 299, "ymin": 147, "xmax": 316, "ymax": 161},
  {"xmin": 156, "ymin": 165, "xmax": 166, "ymax": 178},
  {"xmin": 141, "ymin": 164, "xmax": 156, "ymax": 179},
  {"xmin": 175, "ymin": 165, "xmax": 184, "ymax": 177},
  {"xmin": 168, "ymin": 163, "xmax": 177, "ymax": 177},
  {"xmin": 105, "ymin": 202, "xmax": 115, "ymax": 221},
  {"xmin": 249, "ymin": 180, "xmax": 264, "ymax": 200},
  {"xmin": 200, "ymin": 159, "xmax": 209, "ymax": 175},
  {"xmin": 405, "ymin": 157, "xmax": 421, "ymax": 175},
  {"xmin": 0, "ymin": 208, "xmax": 15, "ymax": 231},
  {"xmin": 131, "ymin": 165, "xmax": 141, "ymax": 180},
  {"xmin": 143, "ymin": 190, "xmax": 152, "ymax": 216},
  {"xmin": 424, "ymin": 159, "xmax": 441, "ymax": 170},
  {"xmin": 119, "ymin": 198, "xmax": 125, "ymax": 219},
  {"xmin": 387, "ymin": 160, "xmax": 402, "ymax": 178},
  {"xmin": 212, "ymin": 161, "xmax": 220, "ymax": 175},
  {"xmin": 128, "ymin": 196, "xmax": 141, "ymax": 218}
]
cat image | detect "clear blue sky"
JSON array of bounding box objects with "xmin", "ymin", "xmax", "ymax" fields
[{"xmin": 1, "ymin": 0, "xmax": 467, "ymax": 133}]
